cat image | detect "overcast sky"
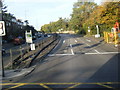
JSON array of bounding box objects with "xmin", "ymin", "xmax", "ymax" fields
[{"xmin": 4, "ymin": 0, "xmax": 102, "ymax": 30}]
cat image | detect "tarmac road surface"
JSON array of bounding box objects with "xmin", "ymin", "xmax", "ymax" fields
[{"xmin": 2, "ymin": 34, "xmax": 120, "ymax": 89}]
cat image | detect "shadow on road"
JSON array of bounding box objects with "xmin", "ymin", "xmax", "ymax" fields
[
  {"xmin": 71, "ymin": 43, "xmax": 84, "ymax": 48},
  {"xmin": 86, "ymin": 53, "xmax": 120, "ymax": 83}
]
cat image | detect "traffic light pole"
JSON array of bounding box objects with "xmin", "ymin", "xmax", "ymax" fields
[{"xmin": 0, "ymin": 0, "xmax": 5, "ymax": 77}]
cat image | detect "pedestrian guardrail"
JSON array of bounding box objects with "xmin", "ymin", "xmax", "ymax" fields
[{"xmin": 4, "ymin": 34, "xmax": 60, "ymax": 69}]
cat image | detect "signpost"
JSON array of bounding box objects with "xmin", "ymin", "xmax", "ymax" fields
[
  {"xmin": 0, "ymin": 21, "xmax": 5, "ymax": 36},
  {"xmin": 25, "ymin": 30, "xmax": 36, "ymax": 51},
  {"xmin": 0, "ymin": 0, "xmax": 5, "ymax": 78},
  {"xmin": 30, "ymin": 44, "xmax": 35, "ymax": 51},
  {"xmin": 25, "ymin": 30, "xmax": 33, "ymax": 43}
]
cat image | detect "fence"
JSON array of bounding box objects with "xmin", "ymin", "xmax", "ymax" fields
[
  {"xmin": 103, "ymin": 31, "xmax": 120, "ymax": 46},
  {"xmin": 3, "ymin": 34, "xmax": 60, "ymax": 69}
]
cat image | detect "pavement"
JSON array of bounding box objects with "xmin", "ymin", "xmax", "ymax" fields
[
  {"xmin": 0, "ymin": 65, "xmax": 36, "ymax": 80},
  {"xmin": 1, "ymin": 34, "xmax": 120, "ymax": 89}
]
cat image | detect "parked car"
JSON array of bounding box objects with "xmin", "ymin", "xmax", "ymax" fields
[
  {"xmin": 2, "ymin": 40, "xmax": 7, "ymax": 44},
  {"xmin": 38, "ymin": 35, "xmax": 42, "ymax": 38},
  {"xmin": 13, "ymin": 37, "xmax": 25, "ymax": 45}
]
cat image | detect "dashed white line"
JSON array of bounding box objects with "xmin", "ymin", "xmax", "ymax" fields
[
  {"xmin": 70, "ymin": 44, "xmax": 72, "ymax": 48},
  {"xmin": 78, "ymin": 38, "xmax": 90, "ymax": 46},
  {"xmin": 71, "ymin": 49, "xmax": 74, "ymax": 55},
  {"xmin": 75, "ymin": 40, "xmax": 77, "ymax": 43},
  {"xmin": 63, "ymin": 40, "xmax": 65, "ymax": 43},
  {"xmin": 70, "ymin": 44, "xmax": 74, "ymax": 55},
  {"xmin": 86, "ymin": 39, "xmax": 91, "ymax": 42},
  {"xmin": 86, "ymin": 43, "xmax": 90, "ymax": 46}
]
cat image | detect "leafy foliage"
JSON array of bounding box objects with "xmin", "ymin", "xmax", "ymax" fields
[{"xmin": 41, "ymin": 1, "xmax": 120, "ymax": 35}]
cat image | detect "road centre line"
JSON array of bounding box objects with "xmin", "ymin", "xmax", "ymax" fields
[
  {"xmin": 63, "ymin": 40, "xmax": 65, "ymax": 43},
  {"xmin": 70, "ymin": 44, "xmax": 74, "ymax": 55},
  {"xmin": 71, "ymin": 49, "xmax": 74, "ymax": 55},
  {"xmin": 77, "ymin": 38, "xmax": 90, "ymax": 46},
  {"xmin": 75, "ymin": 40, "xmax": 77, "ymax": 43},
  {"xmin": 94, "ymin": 49, "xmax": 100, "ymax": 53},
  {"xmin": 86, "ymin": 39, "xmax": 91, "ymax": 42}
]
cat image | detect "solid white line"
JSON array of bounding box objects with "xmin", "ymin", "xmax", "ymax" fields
[
  {"xmin": 63, "ymin": 40, "xmax": 65, "ymax": 43},
  {"xmin": 85, "ymin": 52, "xmax": 119, "ymax": 55},
  {"xmin": 75, "ymin": 40, "xmax": 77, "ymax": 43},
  {"xmin": 48, "ymin": 54, "xmax": 74, "ymax": 56},
  {"xmin": 94, "ymin": 49, "xmax": 100, "ymax": 53}
]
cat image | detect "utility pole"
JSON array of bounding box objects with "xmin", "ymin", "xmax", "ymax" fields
[{"xmin": 0, "ymin": 0, "xmax": 5, "ymax": 77}]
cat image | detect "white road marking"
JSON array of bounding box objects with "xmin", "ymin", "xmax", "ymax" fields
[
  {"xmin": 48, "ymin": 54, "xmax": 74, "ymax": 56},
  {"xmin": 94, "ymin": 49, "xmax": 100, "ymax": 53},
  {"xmin": 86, "ymin": 43, "xmax": 90, "ymax": 46},
  {"xmin": 78, "ymin": 38, "xmax": 90, "ymax": 46},
  {"xmin": 71, "ymin": 49, "xmax": 74, "ymax": 55},
  {"xmin": 70, "ymin": 44, "xmax": 74, "ymax": 55},
  {"xmin": 70, "ymin": 44, "xmax": 72, "ymax": 48},
  {"xmin": 86, "ymin": 39, "xmax": 91, "ymax": 42},
  {"xmin": 63, "ymin": 40, "xmax": 65, "ymax": 43},
  {"xmin": 85, "ymin": 52, "xmax": 119, "ymax": 55},
  {"xmin": 75, "ymin": 40, "xmax": 77, "ymax": 43}
]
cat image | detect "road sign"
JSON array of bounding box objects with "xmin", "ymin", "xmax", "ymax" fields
[
  {"xmin": 30, "ymin": 43, "xmax": 35, "ymax": 50},
  {"xmin": 25, "ymin": 30, "xmax": 33, "ymax": 43},
  {"xmin": 0, "ymin": 21, "xmax": 5, "ymax": 36}
]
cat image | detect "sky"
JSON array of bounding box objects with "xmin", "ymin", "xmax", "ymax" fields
[{"xmin": 4, "ymin": 0, "xmax": 102, "ymax": 30}]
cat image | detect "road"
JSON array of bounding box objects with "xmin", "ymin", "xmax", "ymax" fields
[{"xmin": 2, "ymin": 34, "xmax": 120, "ymax": 89}]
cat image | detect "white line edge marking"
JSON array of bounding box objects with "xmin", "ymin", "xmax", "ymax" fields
[{"xmin": 70, "ymin": 44, "xmax": 74, "ymax": 55}]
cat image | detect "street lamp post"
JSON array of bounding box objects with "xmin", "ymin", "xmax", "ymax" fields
[{"xmin": 0, "ymin": 0, "xmax": 5, "ymax": 77}]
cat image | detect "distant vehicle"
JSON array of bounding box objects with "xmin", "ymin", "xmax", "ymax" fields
[
  {"xmin": 47, "ymin": 34, "xmax": 52, "ymax": 37},
  {"xmin": 44, "ymin": 34, "xmax": 48, "ymax": 37},
  {"xmin": 13, "ymin": 37, "xmax": 25, "ymax": 45},
  {"xmin": 38, "ymin": 35, "xmax": 42, "ymax": 38}
]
